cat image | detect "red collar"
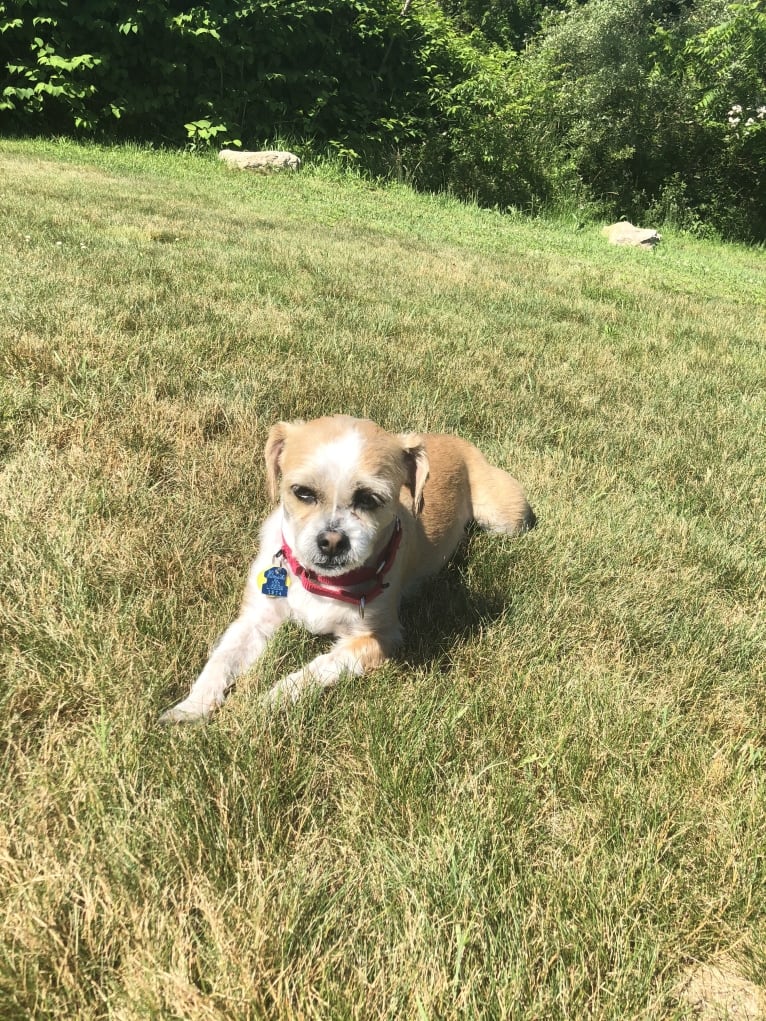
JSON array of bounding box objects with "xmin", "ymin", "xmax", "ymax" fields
[{"xmin": 278, "ymin": 518, "xmax": 402, "ymax": 615}]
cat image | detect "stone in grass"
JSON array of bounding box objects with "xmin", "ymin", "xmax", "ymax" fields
[
  {"xmin": 219, "ymin": 149, "xmax": 301, "ymax": 173},
  {"xmin": 602, "ymin": 221, "xmax": 662, "ymax": 248},
  {"xmin": 675, "ymin": 955, "xmax": 766, "ymax": 1020}
]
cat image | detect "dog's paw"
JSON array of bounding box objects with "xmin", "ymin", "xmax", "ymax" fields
[
  {"xmin": 259, "ymin": 673, "xmax": 304, "ymax": 711},
  {"xmin": 157, "ymin": 699, "xmax": 211, "ymax": 725}
]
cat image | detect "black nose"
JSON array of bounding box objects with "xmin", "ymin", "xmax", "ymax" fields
[{"xmin": 316, "ymin": 529, "xmax": 350, "ymax": 556}]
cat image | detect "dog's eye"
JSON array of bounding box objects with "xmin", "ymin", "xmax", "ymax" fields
[
  {"xmin": 291, "ymin": 485, "xmax": 318, "ymax": 504},
  {"xmin": 352, "ymin": 488, "xmax": 383, "ymax": 512}
]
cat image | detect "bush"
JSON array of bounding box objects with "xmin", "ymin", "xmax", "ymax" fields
[
  {"xmin": 524, "ymin": 0, "xmax": 766, "ymax": 238},
  {"xmin": 0, "ymin": 0, "xmax": 424, "ymax": 148},
  {"xmin": 386, "ymin": 7, "xmax": 557, "ymax": 210},
  {"xmin": 527, "ymin": 0, "xmax": 684, "ymax": 216},
  {"xmin": 679, "ymin": 0, "xmax": 766, "ymax": 238}
]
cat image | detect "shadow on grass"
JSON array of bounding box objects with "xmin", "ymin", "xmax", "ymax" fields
[{"xmin": 397, "ymin": 526, "xmax": 521, "ymax": 673}]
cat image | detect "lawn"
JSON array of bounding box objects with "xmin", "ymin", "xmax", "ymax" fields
[{"xmin": 1, "ymin": 139, "xmax": 764, "ymax": 1019}]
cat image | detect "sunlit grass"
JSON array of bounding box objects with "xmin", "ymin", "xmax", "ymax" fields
[{"xmin": 1, "ymin": 138, "xmax": 764, "ymax": 1019}]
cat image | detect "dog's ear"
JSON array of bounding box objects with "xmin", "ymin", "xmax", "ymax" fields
[
  {"xmin": 264, "ymin": 421, "xmax": 290, "ymax": 502},
  {"xmin": 399, "ymin": 433, "xmax": 429, "ymax": 515}
]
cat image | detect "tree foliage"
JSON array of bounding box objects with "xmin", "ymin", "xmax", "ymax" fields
[
  {"xmin": 0, "ymin": 0, "xmax": 419, "ymax": 147},
  {"xmin": 435, "ymin": 0, "xmax": 567, "ymax": 49},
  {"xmin": 527, "ymin": 0, "xmax": 766, "ymax": 236}
]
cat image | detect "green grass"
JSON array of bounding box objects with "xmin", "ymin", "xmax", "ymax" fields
[{"xmin": 1, "ymin": 138, "xmax": 765, "ymax": 1020}]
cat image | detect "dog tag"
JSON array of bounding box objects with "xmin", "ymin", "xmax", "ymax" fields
[{"xmin": 258, "ymin": 566, "xmax": 290, "ymax": 598}]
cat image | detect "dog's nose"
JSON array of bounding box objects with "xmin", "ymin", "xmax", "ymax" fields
[{"xmin": 316, "ymin": 529, "xmax": 350, "ymax": 556}]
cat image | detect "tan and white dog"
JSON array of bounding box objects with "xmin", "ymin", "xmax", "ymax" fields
[{"xmin": 160, "ymin": 415, "xmax": 535, "ymax": 722}]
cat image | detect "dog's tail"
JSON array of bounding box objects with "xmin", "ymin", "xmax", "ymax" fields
[{"xmin": 468, "ymin": 451, "xmax": 536, "ymax": 536}]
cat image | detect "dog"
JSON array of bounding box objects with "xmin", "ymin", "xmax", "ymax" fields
[{"xmin": 160, "ymin": 415, "xmax": 535, "ymax": 722}]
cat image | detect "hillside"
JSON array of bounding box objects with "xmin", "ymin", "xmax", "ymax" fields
[{"xmin": 1, "ymin": 139, "xmax": 765, "ymax": 1019}]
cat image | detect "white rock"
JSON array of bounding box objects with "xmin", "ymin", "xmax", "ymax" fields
[
  {"xmin": 602, "ymin": 221, "xmax": 661, "ymax": 248},
  {"xmin": 218, "ymin": 149, "xmax": 301, "ymax": 172}
]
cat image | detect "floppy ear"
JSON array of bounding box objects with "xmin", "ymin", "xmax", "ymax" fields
[
  {"xmin": 399, "ymin": 433, "xmax": 429, "ymax": 515},
  {"xmin": 264, "ymin": 422, "xmax": 290, "ymax": 502}
]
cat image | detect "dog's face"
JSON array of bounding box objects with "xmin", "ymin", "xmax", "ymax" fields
[{"xmin": 265, "ymin": 416, "xmax": 428, "ymax": 576}]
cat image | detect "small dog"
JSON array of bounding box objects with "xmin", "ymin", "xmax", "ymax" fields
[{"xmin": 160, "ymin": 415, "xmax": 535, "ymax": 721}]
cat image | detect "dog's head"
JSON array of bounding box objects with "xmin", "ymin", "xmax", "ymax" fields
[{"xmin": 265, "ymin": 416, "xmax": 428, "ymax": 575}]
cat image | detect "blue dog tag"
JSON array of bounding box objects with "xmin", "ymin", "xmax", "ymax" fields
[{"xmin": 258, "ymin": 566, "xmax": 290, "ymax": 598}]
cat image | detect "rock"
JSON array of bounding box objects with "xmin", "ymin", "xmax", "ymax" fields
[
  {"xmin": 602, "ymin": 221, "xmax": 661, "ymax": 248},
  {"xmin": 218, "ymin": 149, "xmax": 301, "ymax": 172}
]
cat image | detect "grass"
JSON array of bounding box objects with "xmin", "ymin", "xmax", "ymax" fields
[{"xmin": 1, "ymin": 137, "xmax": 765, "ymax": 1020}]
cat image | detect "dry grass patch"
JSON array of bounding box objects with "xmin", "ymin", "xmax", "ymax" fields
[{"xmin": 676, "ymin": 956, "xmax": 766, "ymax": 1020}]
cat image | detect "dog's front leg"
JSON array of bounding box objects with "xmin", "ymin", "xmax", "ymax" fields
[
  {"xmin": 262, "ymin": 633, "xmax": 392, "ymax": 707},
  {"xmin": 159, "ymin": 595, "xmax": 287, "ymax": 723}
]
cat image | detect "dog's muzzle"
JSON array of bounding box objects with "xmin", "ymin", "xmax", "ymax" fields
[{"xmin": 314, "ymin": 528, "xmax": 351, "ymax": 568}]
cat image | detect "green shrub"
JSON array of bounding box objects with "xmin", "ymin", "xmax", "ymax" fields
[
  {"xmin": 0, "ymin": 0, "xmax": 421, "ymax": 147},
  {"xmin": 383, "ymin": 6, "xmax": 557, "ymax": 210},
  {"xmin": 528, "ymin": 0, "xmax": 684, "ymax": 216},
  {"xmin": 679, "ymin": 0, "xmax": 766, "ymax": 238},
  {"xmin": 524, "ymin": 0, "xmax": 765, "ymax": 238}
]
